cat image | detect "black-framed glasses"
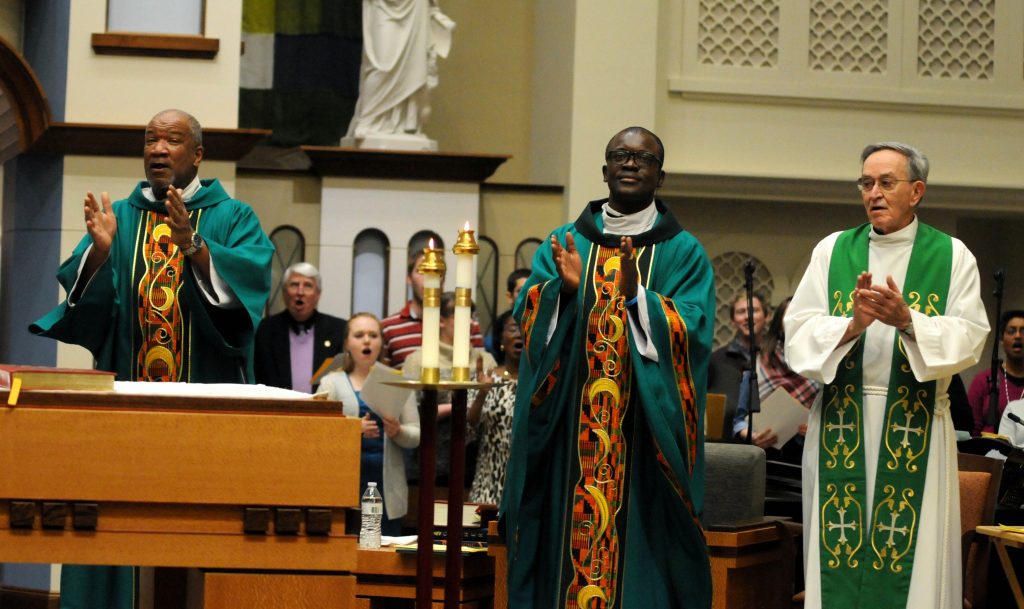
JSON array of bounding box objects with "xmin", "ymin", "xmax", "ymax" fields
[
  {"xmin": 856, "ymin": 176, "xmax": 913, "ymax": 192},
  {"xmin": 606, "ymin": 149, "xmax": 662, "ymax": 168}
]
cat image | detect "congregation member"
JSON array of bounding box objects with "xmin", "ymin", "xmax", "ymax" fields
[
  {"xmin": 733, "ymin": 296, "xmax": 820, "ymax": 462},
  {"xmin": 487, "ymin": 268, "xmax": 530, "ymax": 362},
  {"xmin": 967, "ymin": 309, "xmax": 1024, "ymax": 434},
  {"xmin": 319, "ymin": 313, "xmax": 419, "ymax": 535},
  {"xmin": 502, "ymin": 127, "xmax": 714, "ymax": 608},
  {"xmin": 30, "ymin": 109, "xmax": 274, "ymax": 609},
  {"xmin": 401, "ymin": 291, "xmax": 496, "ymax": 486},
  {"xmin": 708, "ymin": 292, "xmax": 767, "ymax": 442},
  {"xmin": 254, "ymin": 262, "xmax": 346, "ymax": 392},
  {"xmin": 785, "ymin": 142, "xmax": 988, "ymax": 609},
  {"xmin": 468, "ymin": 310, "xmax": 521, "ymax": 505},
  {"xmin": 381, "ymin": 250, "xmax": 483, "ymax": 367}
]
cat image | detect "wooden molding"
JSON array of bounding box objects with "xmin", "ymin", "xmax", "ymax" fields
[
  {"xmin": 0, "ymin": 586, "xmax": 60, "ymax": 609},
  {"xmin": 0, "ymin": 37, "xmax": 52, "ymax": 151},
  {"xmin": 27, "ymin": 123, "xmax": 270, "ymax": 161},
  {"xmin": 91, "ymin": 32, "xmax": 219, "ymax": 59},
  {"xmin": 302, "ymin": 146, "xmax": 509, "ymax": 184}
]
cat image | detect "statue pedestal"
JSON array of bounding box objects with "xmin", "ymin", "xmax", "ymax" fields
[
  {"xmin": 301, "ymin": 146, "xmax": 508, "ymax": 318},
  {"xmin": 340, "ymin": 133, "xmax": 439, "ymax": 152}
]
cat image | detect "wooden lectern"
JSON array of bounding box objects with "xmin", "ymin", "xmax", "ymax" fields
[{"xmin": 0, "ymin": 390, "xmax": 362, "ymax": 608}]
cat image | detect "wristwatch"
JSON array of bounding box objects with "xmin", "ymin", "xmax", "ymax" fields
[{"xmin": 181, "ymin": 232, "xmax": 205, "ymax": 256}]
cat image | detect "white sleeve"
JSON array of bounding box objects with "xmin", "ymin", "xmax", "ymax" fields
[
  {"xmin": 191, "ymin": 256, "xmax": 241, "ymax": 309},
  {"xmin": 626, "ymin": 285, "xmax": 659, "ymax": 362},
  {"xmin": 900, "ymin": 240, "xmax": 990, "ymax": 381},
  {"xmin": 784, "ymin": 233, "xmax": 855, "ymax": 384}
]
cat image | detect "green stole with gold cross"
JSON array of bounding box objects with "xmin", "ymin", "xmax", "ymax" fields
[{"xmin": 819, "ymin": 221, "xmax": 951, "ymax": 609}]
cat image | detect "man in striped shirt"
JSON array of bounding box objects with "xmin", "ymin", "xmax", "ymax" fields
[{"xmin": 381, "ymin": 250, "xmax": 483, "ymax": 367}]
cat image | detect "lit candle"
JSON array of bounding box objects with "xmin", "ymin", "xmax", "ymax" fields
[
  {"xmin": 418, "ymin": 240, "xmax": 445, "ymax": 385},
  {"xmin": 451, "ymin": 222, "xmax": 479, "ymax": 382}
]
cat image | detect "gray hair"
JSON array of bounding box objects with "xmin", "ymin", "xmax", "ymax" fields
[
  {"xmin": 154, "ymin": 109, "xmax": 203, "ymax": 148},
  {"xmin": 861, "ymin": 141, "xmax": 929, "ymax": 183},
  {"xmin": 283, "ymin": 262, "xmax": 322, "ymax": 290}
]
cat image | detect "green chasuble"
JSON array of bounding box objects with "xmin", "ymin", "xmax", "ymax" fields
[
  {"xmin": 819, "ymin": 222, "xmax": 951, "ymax": 609},
  {"xmin": 502, "ymin": 199, "xmax": 714, "ymax": 609},
  {"xmin": 29, "ymin": 178, "xmax": 274, "ymax": 609}
]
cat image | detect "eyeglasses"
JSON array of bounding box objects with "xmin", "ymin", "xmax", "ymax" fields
[
  {"xmin": 856, "ymin": 177, "xmax": 913, "ymax": 192},
  {"xmin": 606, "ymin": 149, "xmax": 662, "ymax": 168}
]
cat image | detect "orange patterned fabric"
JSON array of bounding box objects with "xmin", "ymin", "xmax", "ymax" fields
[
  {"xmin": 658, "ymin": 294, "xmax": 699, "ymax": 475},
  {"xmin": 136, "ymin": 211, "xmax": 187, "ymax": 381},
  {"xmin": 565, "ymin": 245, "xmax": 631, "ymax": 608},
  {"xmin": 519, "ymin": 280, "xmax": 543, "ymax": 354}
]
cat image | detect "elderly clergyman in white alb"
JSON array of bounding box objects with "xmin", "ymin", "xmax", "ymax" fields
[{"xmin": 784, "ymin": 142, "xmax": 989, "ymax": 609}]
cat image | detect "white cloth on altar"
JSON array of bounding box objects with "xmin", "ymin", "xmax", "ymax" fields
[{"xmin": 784, "ymin": 217, "xmax": 989, "ymax": 609}]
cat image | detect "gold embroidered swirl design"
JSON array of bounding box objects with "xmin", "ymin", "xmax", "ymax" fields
[
  {"xmin": 821, "ymin": 483, "xmax": 863, "ymax": 569},
  {"xmin": 870, "ymin": 486, "xmax": 916, "ymax": 573},
  {"xmin": 576, "ymin": 585, "xmax": 608, "ymax": 608},
  {"xmin": 906, "ymin": 290, "xmax": 922, "ymax": 313},
  {"xmin": 925, "ymin": 292, "xmax": 941, "ymax": 316}
]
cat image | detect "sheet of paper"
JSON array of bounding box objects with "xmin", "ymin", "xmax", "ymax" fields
[
  {"xmin": 751, "ymin": 388, "xmax": 811, "ymax": 449},
  {"xmin": 359, "ymin": 363, "xmax": 415, "ymax": 419}
]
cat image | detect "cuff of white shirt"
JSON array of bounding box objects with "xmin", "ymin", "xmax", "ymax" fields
[
  {"xmin": 191, "ymin": 254, "xmax": 241, "ymax": 309},
  {"xmin": 626, "ymin": 285, "xmax": 659, "ymax": 362}
]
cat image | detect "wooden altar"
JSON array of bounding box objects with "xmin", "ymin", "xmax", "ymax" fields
[{"xmin": 0, "ymin": 389, "xmax": 362, "ymax": 607}]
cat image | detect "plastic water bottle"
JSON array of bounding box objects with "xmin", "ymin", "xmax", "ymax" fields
[{"xmin": 360, "ymin": 482, "xmax": 383, "ymax": 549}]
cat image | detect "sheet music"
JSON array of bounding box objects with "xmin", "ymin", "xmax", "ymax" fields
[
  {"xmin": 359, "ymin": 363, "xmax": 415, "ymax": 419},
  {"xmin": 752, "ymin": 388, "xmax": 811, "ymax": 449}
]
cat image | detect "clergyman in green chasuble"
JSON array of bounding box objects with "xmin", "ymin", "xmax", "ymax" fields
[
  {"xmin": 784, "ymin": 142, "xmax": 989, "ymax": 609},
  {"xmin": 29, "ymin": 110, "xmax": 273, "ymax": 609},
  {"xmin": 501, "ymin": 127, "xmax": 714, "ymax": 609}
]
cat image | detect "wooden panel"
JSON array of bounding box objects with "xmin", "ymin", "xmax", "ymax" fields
[
  {"xmin": 91, "ymin": 33, "xmax": 220, "ymax": 59},
  {"xmin": 0, "ymin": 405, "xmax": 360, "ymax": 507},
  {"xmin": 204, "ymin": 573, "xmax": 357, "ymax": 609},
  {"xmin": 302, "ymin": 146, "xmax": 508, "ymax": 183},
  {"xmin": 707, "ymin": 523, "xmax": 793, "ymax": 609},
  {"xmin": 0, "ymin": 527, "xmax": 358, "ymax": 571},
  {"xmin": 355, "ymin": 548, "xmax": 494, "ymax": 603},
  {"xmin": 26, "ymin": 123, "xmax": 270, "ymax": 161}
]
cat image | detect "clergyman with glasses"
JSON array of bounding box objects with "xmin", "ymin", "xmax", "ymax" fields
[
  {"xmin": 501, "ymin": 127, "xmax": 714, "ymax": 608},
  {"xmin": 784, "ymin": 142, "xmax": 989, "ymax": 609}
]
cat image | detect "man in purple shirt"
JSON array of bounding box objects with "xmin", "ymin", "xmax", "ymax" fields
[{"xmin": 254, "ymin": 262, "xmax": 347, "ymax": 392}]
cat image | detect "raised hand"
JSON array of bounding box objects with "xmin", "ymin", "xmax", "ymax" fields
[
  {"xmin": 84, "ymin": 192, "xmax": 117, "ymax": 255},
  {"xmin": 551, "ymin": 232, "xmax": 582, "ymax": 294},
  {"xmin": 619, "ymin": 236, "xmax": 637, "ymax": 302},
  {"xmin": 163, "ymin": 187, "xmax": 193, "ymax": 250}
]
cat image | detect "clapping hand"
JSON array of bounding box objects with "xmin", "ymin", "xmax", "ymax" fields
[{"xmin": 551, "ymin": 232, "xmax": 582, "ymax": 294}]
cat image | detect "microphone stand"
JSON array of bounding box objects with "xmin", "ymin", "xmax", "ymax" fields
[
  {"xmin": 743, "ymin": 260, "xmax": 761, "ymax": 444},
  {"xmin": 988, "ymin": 270, "xmax": 1006, "ymax": 429}
]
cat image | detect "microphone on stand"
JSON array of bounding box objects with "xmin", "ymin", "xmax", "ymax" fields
[{"xmin": 743, "ymin": 260, "xmax": 760, "ymax": 444}]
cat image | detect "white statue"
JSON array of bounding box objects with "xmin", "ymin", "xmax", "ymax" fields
[{"xmin": 342, "ymin": 0, "xmax": 455, "ymax": 151}]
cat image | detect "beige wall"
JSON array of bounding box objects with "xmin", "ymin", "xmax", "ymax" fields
[
  {"xmin": 64, "ymin": 0, "xmax": 242, "ymax": 126},
  {"xmin": 479, "ymin": 186, "xmax": 564, "ymax": 286},
  {"xmin": 0, "ymin": 0, "xmax": 21, "ymax": 50},
  {"xmin": 430, "ymin": 0, "xmax": 534, "ymax": 184},
  {"xmin": 234, "ymin": 171, "xmax": 322, "ymax": 269}
]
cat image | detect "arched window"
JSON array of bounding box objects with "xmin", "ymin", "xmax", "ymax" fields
[
  {"xmin": 408, "ymin": 230, "xmax": 444, "ymax": 257},
  {"xmin": 476, "ymin": 235, "xmax": 499, "ymax": 337},
  {"xmin": 515, "ymin": 237, "xmax": 542, "ymax": 269},
  {"xmin": 352, "ymin": 229, "xmax": 390, "ymax": 318},
  {"xmin": 710, "ymin": 252, "xmax": 775, "ymax": 350},
  {"xmin": 267, "ymin": 225, "xmax": 305, "ymax": 316}
]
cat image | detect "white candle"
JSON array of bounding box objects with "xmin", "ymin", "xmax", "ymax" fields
[
  {"xmin": 421, "ymin": 272, "xmax": 442, "ymax": 373},
  {"xmin": 452, "ymin": 223, "xmax": 479, "ymax": 381},
  {"xmin": 418, "ymin": 241, "xmax": 445, "ymax": 384}
]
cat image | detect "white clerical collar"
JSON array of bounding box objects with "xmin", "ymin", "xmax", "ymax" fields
[
  {"xmin": 142, "ymin": 175, "xmax": 202, "ymax": 203},
  {"xmin": 601, "ymin": 200, "xmax": 658, "ymax": 235},
  {"xmin": 869, "ymin": 215, "xmax": 918, "ymax": 245}
]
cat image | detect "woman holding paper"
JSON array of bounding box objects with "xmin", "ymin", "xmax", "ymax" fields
[{"xmin": 319, "ymin": 313, "xmax": 420, "ymax": 535}]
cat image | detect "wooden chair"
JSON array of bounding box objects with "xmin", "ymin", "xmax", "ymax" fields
[
  {"xmin": 958, "ymin": 452, "xmax": 1003, "ymax": 609},
  {"xmin": 706, "ymin": 392, "xmax": 727, "ymax": 440}
]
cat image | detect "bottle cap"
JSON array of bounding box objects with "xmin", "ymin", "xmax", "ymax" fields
[{"xmin": 367, "ymin": 482, "xmax": 377, "ymax": 487}]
